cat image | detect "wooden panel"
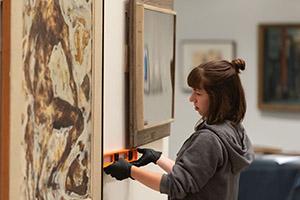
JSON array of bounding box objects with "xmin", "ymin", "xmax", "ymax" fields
[
  {"xmin": 135, "ymin": 123, "xmax": 171, "ymax": 147},
  {"xmin": 138, "ymin": 0, "xmax": 173, "ymax": 10},
  {"xmin": 135, "ymin": 4, "xmax": 144, "ymax": 131},
  {"xmin": 92, "ymin": 0, "xmax": 103, "ymax": 199},
  {"xmin": 0, "ymin": 0, "xmax": 10, "ymax": 199}
]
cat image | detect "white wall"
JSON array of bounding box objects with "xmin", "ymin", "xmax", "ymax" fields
[
  {"xmin": 103, "ymin": 0, "xmax": 300, "ymax": 198},
  {"xmin": 170, "ymin": 0, "xmax": 300, "ymax": 159},
  {"xmin": 103, "ymin": 0, "xmax": 168, "ymax": 199}
]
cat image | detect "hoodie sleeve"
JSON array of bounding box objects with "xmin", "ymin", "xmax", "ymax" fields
[{"xmin": 160, "ymin": 131, "xmax": 224, "ymax": 199}]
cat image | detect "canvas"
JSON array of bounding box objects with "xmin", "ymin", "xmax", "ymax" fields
[
  {"xmin": 22, "ymin": 0, "xmax": 93, "ymax": 198},
  {"xmin": 1, "ymin": 0, "xmax": 103, "ymax": 199}
]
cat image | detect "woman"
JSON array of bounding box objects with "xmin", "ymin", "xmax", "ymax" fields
[{"xmin": 105, "ymin": 58, "xmax": 254, "ymax": 200}]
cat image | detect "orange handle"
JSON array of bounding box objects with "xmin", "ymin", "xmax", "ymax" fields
[{"xmin": 103, "ymin": 149, "xmax": 138, "ymax": 168}]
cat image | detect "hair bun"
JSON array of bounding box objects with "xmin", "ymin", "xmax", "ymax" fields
[{"xmin": 231, "ymin": 58, "xmax": 245, "ymax": 73}]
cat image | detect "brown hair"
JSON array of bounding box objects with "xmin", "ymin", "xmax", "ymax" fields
[{"xmin": 187, "ymin": 59, "xmax": 246, "ymax": 125}]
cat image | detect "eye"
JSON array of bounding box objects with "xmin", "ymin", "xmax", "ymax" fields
[
  {"xmin": 193, "ymin": 89, "xmax": 205, "ymax": 96},
  {"xmin": 194, "ymin": 90, "xmax": 203, "ymax": 95}
]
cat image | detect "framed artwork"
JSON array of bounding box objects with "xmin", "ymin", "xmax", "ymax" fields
[
  {"xmin": 180, "ymin": 40, "xmax": 236, "ymax": 92},
  {"xmin": 128, "ymin": 1, "xmax": 176, "ymax": 147},
  {"xmin": 1, "ymin": 0, "xmax": 103, "ymax": 199},
  {"xmin": 258, "ymin": 24, "xmax": 300, "ymax": 111}
]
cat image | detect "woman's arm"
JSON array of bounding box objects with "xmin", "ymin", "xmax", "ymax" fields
[
  {"xmin": 131, "ymin": 148, "xmax": 175, "ymax": 173},
  {"xmin": 130, "ymin": 165, "xmax": 163, "ymax": 192},
  {"xmin": 156, "ymin": 155, "xmax": 175, "ymax": 173}
]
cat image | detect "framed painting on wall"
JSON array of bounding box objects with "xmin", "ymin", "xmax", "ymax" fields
[
  {"xmin": 258, "ymin": 24, "xmax": 300, "ymax": 111},
  {"xmin": 180, "ymin": 40, "xmax": 236, "ymax": 92},
  {"xmin": 128, "ymin": 0, "xmax": 176, "ymax": 147},
  {"xmin": 1, "ymin": 0, "xmax": 103, "ymax": 199}
]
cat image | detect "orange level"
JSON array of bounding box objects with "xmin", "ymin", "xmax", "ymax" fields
[{"xmin": 103, "ymin": 149, "xmax": 138, "ymax": 168}]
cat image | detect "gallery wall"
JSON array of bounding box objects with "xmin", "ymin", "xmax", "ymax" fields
[
  {"xmin": 103, "ymin": 0, "xmax": 169, "ymax": 199},
  {"xmin": 170, "ymin": 0, "xmax": 300, "ymax": 159}
]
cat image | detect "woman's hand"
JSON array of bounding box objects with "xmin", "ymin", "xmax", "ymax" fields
[
  {"xmin": 131, "ymin": 148, "xmax": 162, "ymax": 167},
  {"xmin": 104, "ymin": 158, "xmax": 133, "ymax": 180}
]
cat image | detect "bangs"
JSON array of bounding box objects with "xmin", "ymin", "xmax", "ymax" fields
[{"xmin": 187, "ymin": 66, "xmax": 204, "ymax": 90}]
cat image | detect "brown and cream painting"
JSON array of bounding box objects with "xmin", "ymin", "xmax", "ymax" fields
[{"xmin": 21, "ymin": 0, "xmax": 92, "ymax": 199}]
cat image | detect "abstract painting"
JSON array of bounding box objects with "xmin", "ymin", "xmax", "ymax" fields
[{"xmin": 22, "ymin": 0, "xmax": 92, "ymax": 199}]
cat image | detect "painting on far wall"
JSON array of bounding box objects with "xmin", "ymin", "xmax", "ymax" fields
[
  {"xmin": 258, "ymin": 24, "xmax": 300, "ymax": 111},
  {"xmin": 181, "ymin": 40, "xmax": 236, "ymax": 92}
]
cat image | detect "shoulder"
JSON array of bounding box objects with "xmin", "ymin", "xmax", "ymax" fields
[
  {"xmin": 192, "ymin": 129, "xmax": 224, "ymax": 151},
  {"xmin": 179, "ymin": 129, "xmax": 225, "ymax": 168},
  {"xmin": 195, "ymin": 128, "xmax": 221, "ymax": 141},
  {"xmin": 197, "ymin": 120, "xmax": 242, "ymax": 141},
  {"xmin": 176, "ymin": 127, "xmax": 225, "ymax": 159}
]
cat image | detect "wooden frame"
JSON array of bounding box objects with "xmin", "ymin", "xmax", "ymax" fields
[
  {"xmin": 258, "ymin": 24, "xmax": 300, "ymax": 111},
  {"xmin": 0, "ymin": 0, "xmax": 11, "ymax": 199},
  {"xmin": 92, "ymin": 0, "xmax": 103, "ymax": 199},
  {"xmin": 180, "ymin": 39, "xmax": 236, "ymax": 92},
  {"xmin": 0, "ymin": 0, "xmax": 103, "ymax": 199},
  {"xmin": 128, "ymin": 1, "xmax": 176, "ymax": 147}
]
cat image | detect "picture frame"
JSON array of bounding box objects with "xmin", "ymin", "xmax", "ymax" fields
[
  {"xmin": 1, "ymin": 0, "xmax": 103, "ymax": 199},
  {"xmin": 180, "ymin": 39, "xmax": 236, "ymax": 92},
  {"xmin": 258, "ymin": 24, "xmax": 300, "ymax": 111},
  {"xmin": 128, "ymin": 0, "xmax": 176, "ymax": 147},
  {"xmin": 0, "ymin": 1, "xmax": 10, "ymax": 199}
]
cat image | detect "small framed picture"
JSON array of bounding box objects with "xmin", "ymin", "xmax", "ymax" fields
[
  {"xmin": 180, "ymin": 39, "xmax": 236, "ymax": 92},
  {"xmin": 258, "ymin": 24, "xmax": 300, "ymax": 111}
]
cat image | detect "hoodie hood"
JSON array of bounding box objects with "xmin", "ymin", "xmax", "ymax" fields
[{"xmin": 197, "ymin": 120, "xmax": 254, "ymax": 173}]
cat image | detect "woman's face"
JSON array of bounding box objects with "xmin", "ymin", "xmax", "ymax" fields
[{"xmin": 189, "ymin": 88, "xmax": 209, "ymax": 116}]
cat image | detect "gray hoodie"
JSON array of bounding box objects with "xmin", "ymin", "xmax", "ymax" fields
[{"xmin": 160, "ymin": 120, "xmax": 254, "ymax": 200}]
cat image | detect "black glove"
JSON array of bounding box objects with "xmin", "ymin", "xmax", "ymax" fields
[
  {"xmin": 104, "ymin": 158, "xmax": 132, "ymax": 180},
  {"xmin": 131, "ymin": 148, "xmax": 162, "ymax": 167}
]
